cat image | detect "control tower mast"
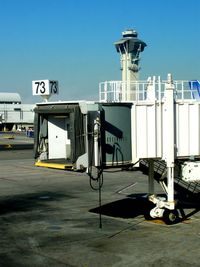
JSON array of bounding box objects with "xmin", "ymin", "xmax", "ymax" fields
[{"xmin": 114, "ymin": 29, "xmax": 147, "ymax": 100}]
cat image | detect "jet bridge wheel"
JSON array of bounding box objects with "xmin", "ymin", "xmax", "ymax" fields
[
  {"xmin": 163, "ymin": 209, "xmax": 179, "ymax": 225},
  {"xmin": 143, "ymin": 202, "xmax": 155, "ymax": 220}
]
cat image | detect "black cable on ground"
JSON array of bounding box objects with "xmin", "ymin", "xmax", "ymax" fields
[{"xmin": 99, "ymin": 171, "xmax": 103, "ymax": 229}]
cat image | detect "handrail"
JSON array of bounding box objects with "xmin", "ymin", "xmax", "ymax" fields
[{"xmin": 99, "ymin": 80, "xmax": 195, "ymax": 102}]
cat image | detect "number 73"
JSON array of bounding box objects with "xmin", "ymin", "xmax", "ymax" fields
[{"xmin": 50, "ymin": 81, "xmax": 58, "ymax": 94}]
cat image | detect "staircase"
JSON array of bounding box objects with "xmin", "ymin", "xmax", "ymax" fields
[{"xmin": 140, "ymin": 159, "xmax": 200, "ymax": 195}]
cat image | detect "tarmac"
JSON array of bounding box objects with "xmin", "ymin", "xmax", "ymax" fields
[{"xmin": 1, "ymin": 134, "xmax": 200, "ymax": 266}]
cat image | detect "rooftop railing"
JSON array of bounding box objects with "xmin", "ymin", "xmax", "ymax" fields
[{"xmin": 99, "ymin": 79, "xmax": 197, "ymax": 102}]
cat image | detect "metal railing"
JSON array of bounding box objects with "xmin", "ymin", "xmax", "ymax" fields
[{"xmin": 99, "ymin": 79, "xmax": 196, "ymax": 102}]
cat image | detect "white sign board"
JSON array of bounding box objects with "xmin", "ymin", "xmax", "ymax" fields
[{"xmin": 32, "ymin": 80, "xmax": 59, "ymax": 96}]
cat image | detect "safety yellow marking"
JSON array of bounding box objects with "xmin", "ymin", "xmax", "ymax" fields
[
  {"xmin": 181, "ymin": 218, "xmax": 192, "ymax": 224},
  {"xmin": 35, "ymin": 161, "xmax": 73, "ymax": 170},
  {"xmin": 5, "ymin": 144, "xmax": 12, "ymax": 149},
  {"xmin": 146, "ymin": 218, "xmax": 192, "ymax": 225},
  {"xmin": 3, "ymin": 135, "xmax": 15, "ymax": 139},
  {"xmin": 145, "ymin": 219, "xmax": 166, "ymax": 225}
]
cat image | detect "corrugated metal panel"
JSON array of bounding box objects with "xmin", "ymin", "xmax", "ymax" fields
[
  {"xmin": 132, "ymin": 100, "xmax": 200, "ymax": 161},
  {"xmin": 176, "ymin": 102, "xmax": 200, "ymax": 157},
  {"xmin": 133, "ymin": 103, "xmax": 161, "ymax": 159}
]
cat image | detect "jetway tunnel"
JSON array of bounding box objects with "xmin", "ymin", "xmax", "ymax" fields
[
  {"xmin": 34, "ymin": 101, "xmax": 133, "ymax": 170},
  {"xmin": 33, "ymin": 76, "xmax": 200, "ymax": 224}
]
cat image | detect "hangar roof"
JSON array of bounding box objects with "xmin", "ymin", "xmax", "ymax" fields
[{"xmin": 0, "ymin": 93, "xmax": 21, "ymax": 104}]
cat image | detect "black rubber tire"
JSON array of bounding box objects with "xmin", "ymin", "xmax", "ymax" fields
[
  {"xmin": 144, "ymin": 211, "xmax": 154, "ymax": 220},
  {"xmin": 143, "ymin": 202, "xmax": 155, "ymax": 220},
  {"xmin": 163, "ymin": 209, "xmax": 179, "ymax": 225}
]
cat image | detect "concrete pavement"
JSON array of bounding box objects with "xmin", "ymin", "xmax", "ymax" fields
[{"xmin": 0, "ymin": 151, "xmax": 200, "ymax": 266}]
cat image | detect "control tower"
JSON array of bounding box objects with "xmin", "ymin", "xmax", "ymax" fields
[{"xmin": 114, "ymin": 29, "xmax": 147, "ymax": 100}]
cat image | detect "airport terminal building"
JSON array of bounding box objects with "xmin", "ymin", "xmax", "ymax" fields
[{"xmin": 0, "ymin": 92, "xmax": 34, "ymax": 131}]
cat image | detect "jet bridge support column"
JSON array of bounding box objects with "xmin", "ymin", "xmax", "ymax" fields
[
  {"xmin": 164, "ymin": 74, "xmax": 175, "ymax": 210},
  {"xmin": 161, "ymin": 77, "xmax": 180, "ymax": 224},
  {"xmin": 148, "ymin": 74, "xmax": 179, "ymax": 224}
]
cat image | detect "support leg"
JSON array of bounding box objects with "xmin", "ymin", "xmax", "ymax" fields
[
  {"xmin": 167, "ymin": 166, "xmax": 175, "ymax": 210},
  {"xmin": 148, "ymin": 159, "xmax": 155, "ymax": 195}
]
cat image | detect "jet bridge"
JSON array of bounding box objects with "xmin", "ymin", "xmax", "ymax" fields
[
  {"xmin": 34, "ymin": 74, "xmax": 200, "ymax": 224},
  {"xmin": 33, "ymin": 28, "xmax": 200, "ymax": 224},
  {"xmin": 99, "ymin": 74, "xmax": 200, "ymax": 224},
  {"xmin": 34, "ymin": 101, "xmax": 133, "ymax": 170}
]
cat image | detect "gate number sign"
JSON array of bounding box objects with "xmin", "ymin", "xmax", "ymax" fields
[{"xmin": 32, "ymin": 80, "xmax": 59, "ymax": 96}]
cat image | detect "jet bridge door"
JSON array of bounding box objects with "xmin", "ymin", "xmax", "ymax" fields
[{"xmin": 48, "ymin": 115, "xmax": 70, "ymax": 159}]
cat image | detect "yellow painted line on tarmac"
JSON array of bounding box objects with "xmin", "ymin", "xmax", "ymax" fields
[
  {"xmin": 5, "ymin": 144, "xmax": 13, "ymax": 149},
  {"xmin": 145, "ymin": 218, "xmax": 192, "ymax": 225},
  {"xmin": 145, "ymin": 219, "xmax": 166, "ymax": 225},
  {"xmin": 35, "ymin": 161, "xmax": 73, "ymax": 170},
  {"xmin": 3, "ymin": 135, "xmax": 15, "ymax": 139}
]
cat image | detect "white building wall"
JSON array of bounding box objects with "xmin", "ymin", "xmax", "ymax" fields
[{"xmin": 0, "ymin": 104, "xmax": 35, "ymax": 124}]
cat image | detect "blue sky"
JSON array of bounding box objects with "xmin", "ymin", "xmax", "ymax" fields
[{"xmin": 0, "ymin": 0, "xmax": 199, "ymax": 103}]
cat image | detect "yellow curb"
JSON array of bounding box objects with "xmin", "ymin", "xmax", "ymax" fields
[{"xmin": 35, "ymin": 161, "xmax": 73, "ymax": 170}]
